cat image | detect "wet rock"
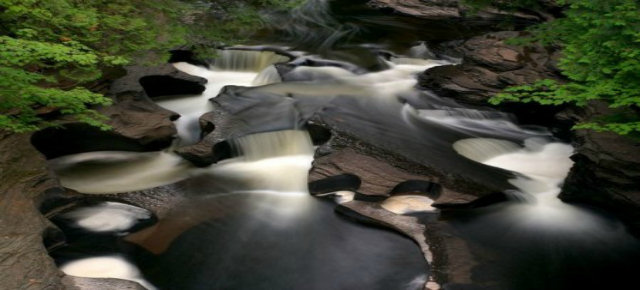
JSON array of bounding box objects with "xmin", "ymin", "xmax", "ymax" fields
[
  {"xmin": 368, "ymin": 0, "xmax": 461, "ymax": 20},
  {"xmin": 139, "ymin": 75, "xmax": 206, "ymax": 98},
  {"xmin": 420, "ymin": 31, "xmax": 561, "ymax": 106},
  {"xmin": 310, "ymin": 148, "xmax": 435, "ymax": 196},
  {"xmin": 309, "ymin": 174, "xmax": 361, "ymax": 194},
  {"xmin": 336, "ymin": 200, "xmax": 439, "ymax": 288},
  {"xmin": 110, "ymin": 64, "xmax": 207, "ymax": 98},
  {"xmin": 168, "ymin": 49, "xmax": 209, "ymax": 68},
  {"xmin": 309, "ymin": 109, "xmax": 514, "ymax": 206},
  {"xmin": 174, "ymin": 107, "xmax": 239, "ymax": 167},
  {"xmin": 307, "ymin": 122, "xmax": 332, "ymax": 145},
  {"xmin": 275, "ymin": 57, "xmax": 366, "ymax": 81},
  {"xmin": 419, "ymin": 31, "xmax": 568, "ymax": 130},
  {"xmin": 0, "ymin": 133, "xmax": 66, "ymax": 289},
  {"xmin": 335, "ymin": 197, "xmax": 486, "ymax": 289},
  {"xmin": 32, "ymin": 93, "xmax": 179, "ymax": 159},
  {"xmin": 367, "ymin": 0, "xmax": 551, "ymax": 23},
  {"xmin": 559, "ymin": 104, "xmax": 640, "ymax": 235},
  {"xmin": 101, "ymin": 93, "xmax": 179, "ymax": 146}
]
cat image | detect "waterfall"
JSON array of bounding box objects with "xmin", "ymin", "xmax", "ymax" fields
[
  {"xmin": 157, "ymin": 49, "xmax": 289, "ymax": 144},
  {"xmin": 252, "ymin": 65, "xmax": 282, "ymax": 86},
  {"xmin": 205, "ymin": 130, "xmax": 315, "ymax": 194},
  {"xmin": 211, "ymin": 50, "xmax": 290, "ymax": 72},
  {"xmin": 452, "ymin": 137, "xmax": 622, "ymax": 233},
  {"xmin": 230, "ymin": 130, "xmax": 315, "ymax": 161}
]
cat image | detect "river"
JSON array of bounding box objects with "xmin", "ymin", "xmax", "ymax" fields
[{"xmin": 46, "ymin": 1, "xmax": 640, "ymax": 289}]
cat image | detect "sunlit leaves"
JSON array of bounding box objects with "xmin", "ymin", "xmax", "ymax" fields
[
  {"xmin": 0, "ymin": 0, "xmax": 303, "ymax": 133},
  {"xmin": 487, "ymin": 0, "xmax": 640, "ymax": 135}
]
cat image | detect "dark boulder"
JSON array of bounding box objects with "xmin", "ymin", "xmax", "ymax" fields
[
  {"xmin": 32, "ymin": 92, "xmax": 179, "ymax": 159},
  {"xmin": 559, "ymin": 105, "xmax": 640, "ymax": 235},
  {"xmin": 367, "ymin": 0, "xmax": 556, "ymax": 24},
  {"xmin": 419, "ymin": 31, "xmax": 567, "ymax": 130},
  {"xmin": 139, "ymin": 75, "xmax": 206, "ymax": 98},
  {"xmin": 173, "ymin": 106, "xmax": 240, "ymax": 167},
  {"xmin": 110, "ymin": 64, "xmax": 207, "ymax": 99},
  {"xmin": 310, "ymin": 148, "xmax": 436, "ymax": 196},
  {"xmin": 420, "ymin": 31, "xmax": 561, "ymax": 105},
  {"xmin": 168, "ymin": 49, "xmax": 209, "ymax": 68}
]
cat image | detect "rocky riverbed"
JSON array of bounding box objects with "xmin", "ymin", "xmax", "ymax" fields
[{"xmin": 1, "ymin": 1, "xmax": 639, "ymax": 289}]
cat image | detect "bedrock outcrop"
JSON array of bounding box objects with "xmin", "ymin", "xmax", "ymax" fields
[
  {"xmin": 419, "ymin": 31, "xmax": 561, "ymax": 106},
  {"xmin": 367, "ymin": 0, "xmax": 557, "ymax": 23},
  {"xmin": 31, "ymin": 92, "xmax": 179, "ymax": 159},
  {"xmin": 31, "ymin": 61, "xmax": 211, "ymax": 159},
  {"xmin": 559, "ymin": 104, "xmax": 640, "ymax": 235},
  {"xmin": 0, "ymin": 132, "xmax": 66, "ymax": 289},
  {"xmin": 0, "ymin": 133, "xmax": 151, "ymax": 290},
  {"xmin": 110, "ymin": 64, "xmax": 207, "ymax": 98}
]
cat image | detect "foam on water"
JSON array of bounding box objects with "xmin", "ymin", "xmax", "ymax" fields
[
  {"xmin": 158, "ymin": 62, "xmax": 259, "ymax": 144},
  {"xmin": 453, "ymin": 137, "xmax": 621, "ymax": 232},
  {"xmin": 60, "ymin": 256, "xmax": 156, "ymax": 290},
  {"xmin": 63, "ymin": 202, "xmax": 151, "ymax": 232},
  {"xmin": 203, "ymin": 130, "xmax": 315, "ymax": 194}
]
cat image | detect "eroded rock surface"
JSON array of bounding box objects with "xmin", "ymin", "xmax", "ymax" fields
[
  {"xmin": 31, "ymin": 93, "xmax": 179, "ymax": 159},
  {"xmin": 110, "ymin": 64, "xmax": 206, "ymax": 98},
  {"xmin": 420, "ymin": 31, "xmax": 561, "ymax": 106},
  {"xmin": 367, "ymin": 0, "xmax": 552, "ymax": 23},
  {"xmin": 174, "ymin": 107, "xmax": 237, "ymax": 167},
  {"xmin": 0, "ymin": 133, "xmax": 65, "ymax": 289},
  {"xmin": 559, "ymin": 105, "xmax": 640, "ymax": 235}
]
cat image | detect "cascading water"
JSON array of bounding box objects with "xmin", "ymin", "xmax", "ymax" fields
[
  {"xmin": 46, "ymin": 1, "xmax": 640, "ymax": 290},
  {"xmin": 156, "ymin": 50, "xmax": 291, "ymax": 144}
]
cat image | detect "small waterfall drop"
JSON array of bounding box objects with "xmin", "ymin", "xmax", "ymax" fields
[
  {"xmin": 156, "ymin": 49, "xmax": 290, "ymax": 144},
  {"xmin": 206, "ymin": 130, "xmax": 315, "ymax": 194},
  {"xmin": 453, "ymin": 137, "xmax": 622, "ymax": 233},
  {"xmin": 252, "ymin": 65, "xmax": 282, "ymax": 86},
  {"xmin": 211, "ymin": 50, "xmax": 290, "ymax": 72}
]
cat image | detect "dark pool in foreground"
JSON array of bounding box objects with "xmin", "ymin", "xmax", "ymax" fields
[{"xmin": 51, "ymin": 193, "xmax": 428, "ymax": 290}]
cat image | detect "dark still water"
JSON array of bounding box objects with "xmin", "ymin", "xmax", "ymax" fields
[{"xmin": 50, "ymin": 194, "xmax": 428, "ymax": 290}]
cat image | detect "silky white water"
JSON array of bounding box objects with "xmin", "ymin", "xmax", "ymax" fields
[
  {"xmin": 453, "ymin": 137, "xmax": 617, "ymax": 232},
  {"xmin": 62, "ymin": 202, "xmax": 151, "ymax": 233},
  {"xmin": 157, "ymin": 50, "xmax": 290, "ymax": 144},
  {"xmin": 50, "ymin": 151, "xmax": 193, "ymax": 194},
  {"xmin": 60, "ymin": 256, "xmax": 156, "ymax": 290}
]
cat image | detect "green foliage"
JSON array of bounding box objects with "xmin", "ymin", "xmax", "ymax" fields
[
  {"xmin": 0, "ymin": 0, "xmax": 303, "ymax": 133},
  {"xmin": 487, "ymin": 0, "xmax": 640, "ymax": 135}
]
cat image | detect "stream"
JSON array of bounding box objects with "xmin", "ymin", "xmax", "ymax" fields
[{"xmin": 46, "ymin": 1, "xmax": 640, "ymax": 290}]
